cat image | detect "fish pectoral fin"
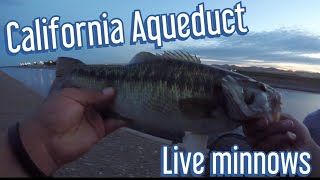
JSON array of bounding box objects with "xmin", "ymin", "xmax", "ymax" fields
[
  {"xmin": 180, "ymin": 132, "xmax": 209, "ymax": 153},
  {"xmin": 178, "ymin": 98, "xmax": 218, "ymax": 119}
]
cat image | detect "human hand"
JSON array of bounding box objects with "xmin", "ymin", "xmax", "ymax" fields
[
  {"xmin": 18, "ymin": 88, "xmax": 126, "ymax": 175},
  {"xmin": 243, "ymin": 113, "xmax": 318, "ymax": 152}
]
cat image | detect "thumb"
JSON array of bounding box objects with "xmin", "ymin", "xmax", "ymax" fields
[
  {"xmin": 104, "ymin": 119, "xmax": 127, "ymax": 135},
  {"xmin": 94, "ymin": 87, "xmax": 117, "ymax": 113},
  {"xmin": 60, "ymin": 87, "xmax": 116, "ymax": 107}
]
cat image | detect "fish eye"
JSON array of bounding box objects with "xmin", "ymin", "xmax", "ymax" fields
[
  {"xmin": 259, "ymin": 83, "xmax": 267, "ymax": 92},
  {"xmin": 244, "ymin": 90, "xmax": 255, "ymax": 105}
]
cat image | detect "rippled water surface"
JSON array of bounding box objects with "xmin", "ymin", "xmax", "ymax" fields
[{"xmin": 1, "ymin": 67, "xmax": 55, "ymax": 97}]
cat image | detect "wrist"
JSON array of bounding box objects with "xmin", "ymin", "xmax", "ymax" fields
[{"xmin": 19, "ymin": 121, "xmax": 59, "ymax": 176}]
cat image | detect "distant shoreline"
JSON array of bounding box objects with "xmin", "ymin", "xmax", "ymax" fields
[
  {"xmin": 1, "ymin": 65, "xmax": 320, "ymax": 94},
  {"xmin": 0, "ymin": 65, "xmax": 55, "ymax": 69},
  {"xmin": 269, "ymin": 84, "xmax": 320, "ymax": 94},
  {"xmin": 236, "ymin": 70, "xmax": 320, "ymax": 94}
]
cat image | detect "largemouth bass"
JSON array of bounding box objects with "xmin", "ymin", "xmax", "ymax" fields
[{"xmin": 50, "ymin": 51, "xmax": 281, "ymax": 143}]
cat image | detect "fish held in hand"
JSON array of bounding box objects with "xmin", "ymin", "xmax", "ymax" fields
[{"xmin": 50, "ymin": 51, "xmax": 281, "ymax": 142}]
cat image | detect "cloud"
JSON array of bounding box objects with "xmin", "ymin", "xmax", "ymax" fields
[{"xmin": 170, "ymin": 30, "xmax": 320, "ymax": 65}]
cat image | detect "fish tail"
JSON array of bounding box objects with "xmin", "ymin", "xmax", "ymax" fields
[{"xmin": 49, "ymin": 57, "xmax": 85, "ymax": 95}]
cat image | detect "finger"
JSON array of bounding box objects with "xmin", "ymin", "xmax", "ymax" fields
[
  {"xmin": 253, "ymin": 133, "xmax": 296, "ymax": 151},
  {"xmin": 286, "ymin": 117, "xmax": 310, "ymax": 146},
  {"xmin": 268, "ymin": 114, "xmax": 309, "ymax": 150},
  {"xmin": 60, "ymin": 88, "xmax": 116, "ymax": 108},
  {"xmin": 243, "ymin": 117, "xmax": 269, "ymax": 136},
  {"xmin": 280, "ymin": 113, "xmax": 294, "ymax": 120},
  {"xmin": 249, "ymin": 119, "xmax": 294, "ymax": 146},
  {"xmin": 244, "ymin": 113, "xmax": 293, "ymax": 136},
  {"xmin": 104, "ymin": 119, "xmax": 127, "ymax": 135},
  {"xmin": 94, "ymin": 88, "xmax": 117, "ymax": 113}
]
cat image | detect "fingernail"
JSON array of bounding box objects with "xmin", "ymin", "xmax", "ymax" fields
[
  {"xmin": 288, "ymin": 132, "xmax": 297, "ymax": 141},
  {"xmin": 102, "ymin": 87, "xmax": 115, "ymax": 95}
]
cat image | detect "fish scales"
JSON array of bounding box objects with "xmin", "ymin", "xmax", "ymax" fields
[
  {"xmin": 50, "ymin": 52, "xmax": 282, "ymax": 142},
  {"xmin": 72, "ymin": 60, "xmax": 222, "ymax": 94}
]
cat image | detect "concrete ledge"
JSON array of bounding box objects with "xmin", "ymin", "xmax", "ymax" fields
[{"xmin": 121, "ymin": 127, "xmax": 172, "ymax": 145}]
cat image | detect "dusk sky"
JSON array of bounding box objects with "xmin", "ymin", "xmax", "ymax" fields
[{"xmin": 0, "ymin": 0, "xmax": 320, "ymax": 72}]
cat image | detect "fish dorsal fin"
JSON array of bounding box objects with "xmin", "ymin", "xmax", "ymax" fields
[
  {"xmin": 56, "ymin": 57, "xmax": 85, "ymax": 77},
  {"xmin": 50, "ymin": 57, "xmax": 85, "ymax": 95},
  {"xmin": 130, "ymin": 51, "xmax": 201, "ymax": 64},
  {"xmin": 157, "ymin": 51, "xmax": 201, "ymax": 64},
  {"xmin": 129, "ymin": 52, "xmax": 159, "ymax": 64}
]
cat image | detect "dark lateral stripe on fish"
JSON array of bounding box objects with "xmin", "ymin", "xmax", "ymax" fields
[{"xmin": 72, "ymin": 60, "xmax": 227, "ymax": 93}]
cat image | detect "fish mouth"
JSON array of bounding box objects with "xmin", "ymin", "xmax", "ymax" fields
[{"xmin": 221, "ymin": 75, "xmax": 279, "ymax": 122}]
